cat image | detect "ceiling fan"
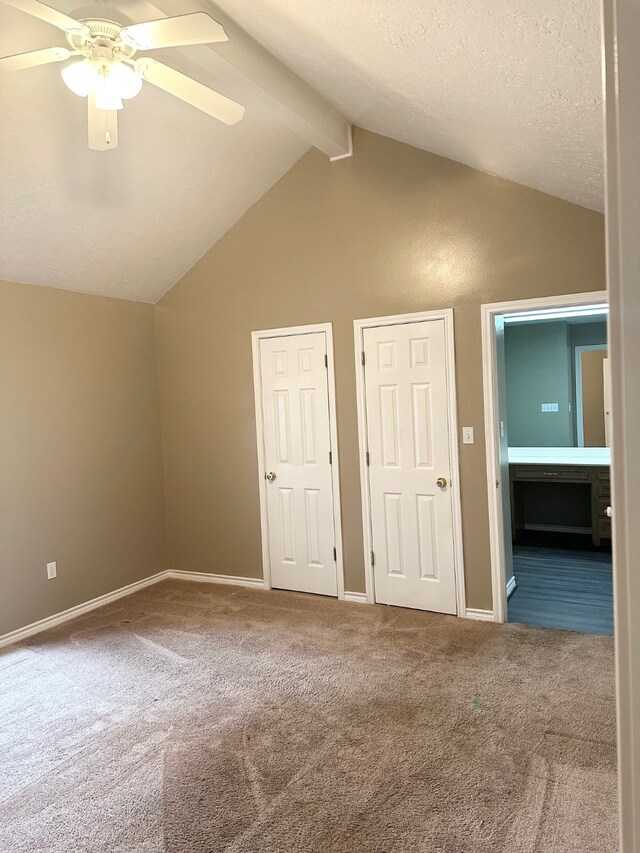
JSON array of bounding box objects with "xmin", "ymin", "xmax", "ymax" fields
[{"xmin": 0, "ymin": 0, "xmax": 245, "ymax": 150}]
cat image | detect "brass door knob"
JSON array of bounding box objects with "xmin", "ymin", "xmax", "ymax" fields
[
  {"xmin": 265, "ymin": 471, "xmax": 277, "ymax": 482},
  {"xmin": 436, "ymin": 477, "xmax": 448, "ymax": 488}
]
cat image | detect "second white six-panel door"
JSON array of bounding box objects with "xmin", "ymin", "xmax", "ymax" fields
[
  {"xmin": 363, "ymin": 319, "xmax": 458, "ymax": 614},
  {"xmin": 259, "ymin": 332, "xmax": 338, "ymax": 596}
]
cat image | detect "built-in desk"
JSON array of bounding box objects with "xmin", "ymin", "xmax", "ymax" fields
[{"xmin": 508, "ymin": 449, "xmax": 611, "ymax": 547}]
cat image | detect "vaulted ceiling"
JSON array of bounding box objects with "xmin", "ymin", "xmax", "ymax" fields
[{"xmin": 0, "ymin": 0, "xmax": 603, "ymax": 302}]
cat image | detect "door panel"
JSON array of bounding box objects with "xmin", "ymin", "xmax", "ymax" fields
[
  {"xmin": 363, "ymin": 319, "xmax": 457, "ymax": 613},
  {"xmin": 259, "ymin": 332, "xmax": 337, "ymax": 596}
]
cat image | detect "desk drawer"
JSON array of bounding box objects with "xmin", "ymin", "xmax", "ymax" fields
[
  {"xmin": 599, "ymin": 519, "xmax": 612, "ymax": 539},
  {"xmin": 513, "ymin": 466, "xmax": 589, "ymax": 481},
  {"xmin": 595, "ymin": 467, "xmax": 611, "ymax": 498}
]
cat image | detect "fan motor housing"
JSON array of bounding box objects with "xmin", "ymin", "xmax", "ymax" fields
[{"xmin": 66, "ymin": 19, "xmax": 137, "ymax": 61}]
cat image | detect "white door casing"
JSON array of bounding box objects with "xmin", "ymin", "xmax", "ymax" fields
[
  {"xmin": 495, "ymin": 316, "xmax": 515, "ymax": 596},
  {"xmin": 355, "ymin": 311, "xmax": 464, "ymax": 615},
  {"xmin": 480, "ymin": 291, "xmax": 608, "ymax": 623},
  {"xmin": 253, "ymin": 326, "xmax": 342, "ymax": 597},
  {"xmin": 603, "ymin": 356, "xmax": 611, "ymax": 448}
]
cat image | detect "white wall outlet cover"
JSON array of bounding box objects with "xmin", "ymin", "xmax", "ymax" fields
[
  {"xmin": 462, "ymin": 427, "xmax": 474, "ymax": 444},
  {"xmin": 541, "ymin": 402, "xmax": 559, "ymax": 412},
  {"xmin": 46, "ymin": 561, "xmax": 57, "ymax": 579}
]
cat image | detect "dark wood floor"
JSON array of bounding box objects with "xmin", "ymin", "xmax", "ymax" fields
[{"xmin": 508, "ymin": 544, "xmax": 613, "ymax": 635}]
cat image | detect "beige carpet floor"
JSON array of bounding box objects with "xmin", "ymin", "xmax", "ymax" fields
[{"xmin": 0, "ymin": 580, "xmax": 618, "ymax": 853}]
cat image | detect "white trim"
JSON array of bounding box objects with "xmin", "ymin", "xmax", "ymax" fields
[
  {"xmin": 0, "ymin": 567, "xmax": 363, "ymax": 650},
  {"xmin": 465, "ymin": 608, "xmax": 495, "ymax": 622},
  {"xmin": 353, "ymin": 309, "xmax": 466, "ymax": 615},
  {"xmin": 506, "ymin": 575, "xmax": 517, "ymax": 599},
  {"xmin": 343, "ymin": 591, "xmax": 369, "ymax": 604},
  {"xmin": 481, "ymin": 291, "xmax": 608, "ymax": 623},
  {"xmin": 602, "ymin": 0, "xmax": 640, "ymax": 846},
  {"xmin": 251, "ymin": 323, "xmax": 345, "ymax": 600},
  {"xmin": 575, "ymin": 344, "xmax": 608, "ymax": 447},
  {"xmin": 0, "ymin": 571, "xmax": 167, "ymax": 650},
  {"xmin": 166, "ymin": 570, "xmax": 267, "ymax": 588},
  {"xmin": 329, "ymin": 125, "xmax": 353, "ymax": 161}
]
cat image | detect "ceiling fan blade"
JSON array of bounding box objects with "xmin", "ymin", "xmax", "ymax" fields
[
  {"xmin": 135, "ymin": 58, "xmax": 244, "ymax": 125},
  {"xmin": 1, "ymin": 0, "xmax": 88, "ymax": 33},
  {"xmin": 88, "ymin": 94, "xmax": 118, "ymax": 151},
  {"xmin": 0, "ymin": 46, "xmax": 70, "ymax": 71},
  {"xmin": 120, "ymin": 13, "xmax": 227, "ymax": 50}
]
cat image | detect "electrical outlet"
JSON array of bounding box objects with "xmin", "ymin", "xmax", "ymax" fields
[
  {"xmin": 462, "ymin": 426, "xmax": 474, "ymax": 445},
  {"xmin": 541, "ymin": 402, "xmax": 559, "ymax": 412},
  {"xmin": 46, "ymin": 561, "xmax": 57, "ymax": 580}
]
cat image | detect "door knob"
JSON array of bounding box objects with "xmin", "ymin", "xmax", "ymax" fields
[
  {"xmin": 265, "ymin": 471, "xmax": 277, "ymax": 482},
  {"xmin": 436, "ymin": 477, "xmax": 448, "ymax": 488}
]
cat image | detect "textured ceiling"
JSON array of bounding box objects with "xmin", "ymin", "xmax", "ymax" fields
[
  {"xmin": 217, "ymin": 0, "xmax": 604, "ymax": 212},
  {"xmin": 0, "ymin": 0, "xmax": 603, "ymax": 302}
]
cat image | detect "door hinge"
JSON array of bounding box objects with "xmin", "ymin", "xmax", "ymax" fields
[
  {"xmin": 333, "ymin": 546, "xmax": 337, "ymax": 561},
  {"xmin": 370, "ymin": 551, "xmax": 375, "ymax": 566},
  {"xmin": 324, "ymin": 353, "xmax": 328, "ymax": 368},
  {"xmin": 366, "ymin": 450, "xmax": 370, "ymax": 466},
  {"xmin": 361, "ymin": 351, "xmax": 366, "ymax": 366},
  {"xmin": 329, "ymin": 451, "xmax": 332, "ymax": 465}
]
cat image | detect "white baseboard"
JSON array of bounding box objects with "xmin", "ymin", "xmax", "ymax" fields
[
  {"xmin": 4, "ymin": 568, "xmax": 487, "ymax": 650},
  {"xmin": 506, "ymin": 575, "xmax": 517, "ymax": 599},
  {"xmin": 166, "ymin": 570, "xmax": 266, "ymax": 588},
  {"xmin": 0, "ymin": 569, "xmax": 271, "ymax": 651},
  {"xmin": 343, "ymin": 591, "xmax": 369, "ymax": 604},
  {"xmin": 465, "ymin": 608, "xmax": 495, "ymax": 622},
  {"xmin": 0, "ymin": 571, "xmax": 167, "ymax": 650}
]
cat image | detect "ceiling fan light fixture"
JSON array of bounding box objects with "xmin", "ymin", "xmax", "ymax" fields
[
  {"xmin": 2, "ymin": 5, "xmax": 245, "ymax": 151},
  {"xmin": 61, "ymin": 58, "xmax": 98, "ymax": 97},
  {"xmin": 61, "ymin": 59, "xmax": 142, "ymax": 110}
]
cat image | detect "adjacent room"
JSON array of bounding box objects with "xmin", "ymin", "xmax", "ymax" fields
[
  {"xmin": 1, "ymin": 0, "xmax": 632, "ymax": 851},
  {"xmin": 493, "ymin": 302, "xmax": 613, "ymax": 634},
  {"xmin": 505, "ymin": 304, "xmax": 612, "ymax": 630}
]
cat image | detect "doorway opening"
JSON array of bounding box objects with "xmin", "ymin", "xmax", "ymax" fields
[{"xmin": 482, "ymin": 292, "xmax": 613, "ymax": 634}]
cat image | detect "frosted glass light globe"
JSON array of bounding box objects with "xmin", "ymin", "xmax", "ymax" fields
[
  {"xmin": 61, "ymin": 60, "xmax": 98, "ymax": 97},
  {"xmin": 109, "ymin": 62, "xmax": 143, "ymax": 100}
]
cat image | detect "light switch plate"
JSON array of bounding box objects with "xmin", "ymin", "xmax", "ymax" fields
[
  {"xmin": 541, "ymin": 403, "xmax": 559, "ymax": 412},
  {"xmin": 462, "ymin": 426, "xmax": 474, "ymax": 445},
  {"xmin": 46, "ymin": 561, "xmax": 57, "ymax": 580}
]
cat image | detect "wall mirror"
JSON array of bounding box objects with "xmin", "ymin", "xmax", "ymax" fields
[{"xmin": 503, "ymin": 304, "xmax": 609, "ymax": 449}]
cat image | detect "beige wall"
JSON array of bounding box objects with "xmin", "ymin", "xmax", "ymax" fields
[
  {"xmin": 0, "ymin": 280, "xmax": 167, "ymax": 635},
  {"xmin": 155, "ymin": 128, "xmax": 606, "ymax": 609}
]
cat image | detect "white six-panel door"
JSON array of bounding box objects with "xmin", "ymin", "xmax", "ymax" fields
[
  {"xmin": 258, "ymin": 332, "xmax": 338, "ymax": 596},
  {"xmin": 362, "ymin": 319, "xmax": 458, "ymax": 614}
]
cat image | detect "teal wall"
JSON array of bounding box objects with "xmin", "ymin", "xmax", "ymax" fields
[
  {"xmin": 570, "ymin": 321, "xmax": 608, "ymax": 348},
  {"xmin": 505, "ymin": 322, "xmax": 574, "ymax": 446},
  {"xmin": 505, "ymin": 319, "xmax": 607, "ymax": 447}
]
